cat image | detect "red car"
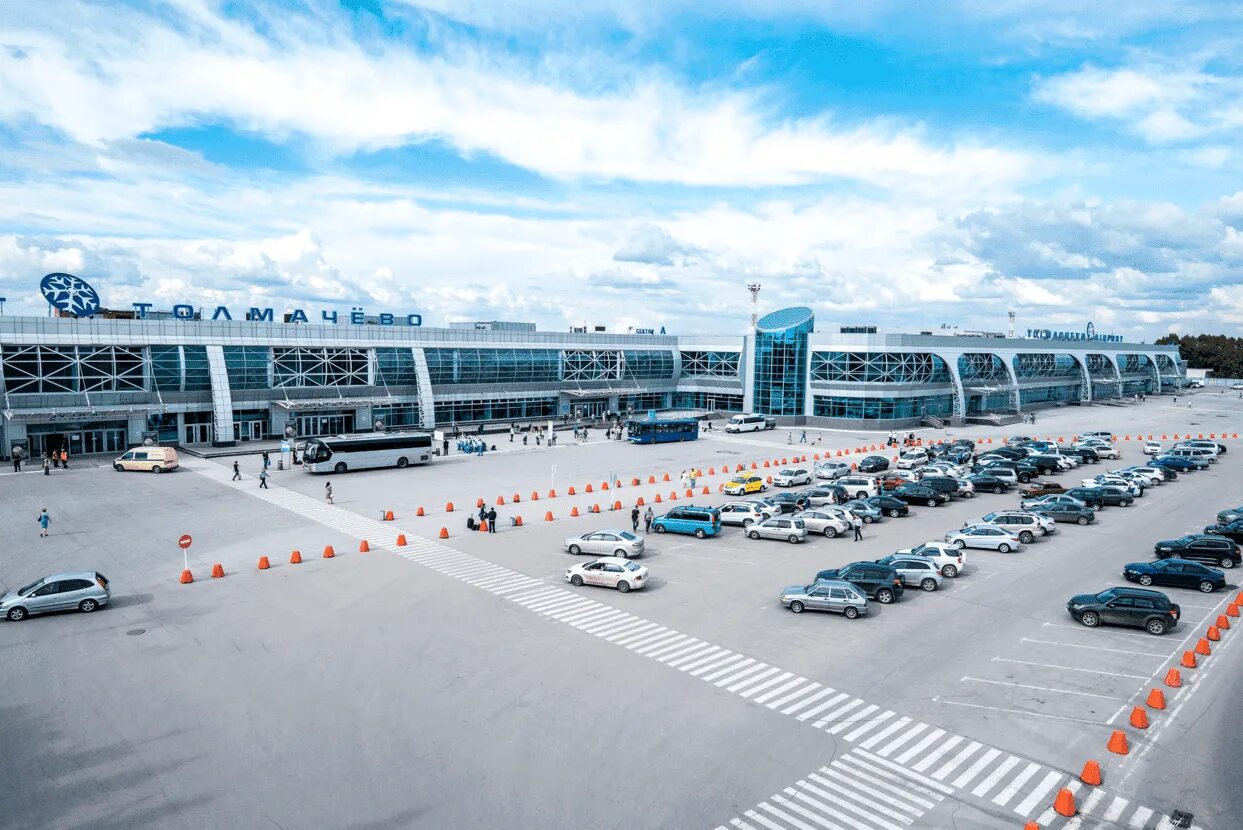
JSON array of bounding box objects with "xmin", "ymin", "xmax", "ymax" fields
[{"xmin": 1020, "ymin": 481, "xmax": 1066, "ymax": 498}]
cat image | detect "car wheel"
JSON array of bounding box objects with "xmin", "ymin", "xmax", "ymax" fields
[
  {"xmin": 927, "ymin": 498, "xmax": 937, "ymax": 507},
  {"xmin": 152, "ymin": 465, "xmax": 163, "ymax": 474},
  {"xmin": 941, "ymin": 564, "xmax": 958, "ymax": 578},
  {"xmin": 334, "ymin": 462, "xmax": 347, "ymax": 474},
  {"xmin": 114, "ymin": 463, "xmax": 125, "ymax": 472},
  {"xmin": 748, "ymin": 530, "xmax": 760, "ymax": 540},
  {"xmin": 1076, "ymin": 516, "xmax": 1089, "ymax": 526},
  {"xmin": 1138, "ymin": 574, "xmax": 1153, "ymax": 586},
  {"xmin": 1122, "ymin": 499, "xmax": 1132, "ymax": 507},
  {"xmin": 998, "ymin": 543, "xmax": 1012, "ymax": 553},
  {"xmin": 788, "ymin": 535, "xmax": 800, "ymax": 544},
  {"xmin": 396, "ymin": 457, "xmax": 409, "ymax": 468},
  {"xmin": 993, "ymin": 486, "xmax": 1003, "ymax": 494},
  {"xmin": 568, "ymin": 544, "xmax": 581, "ymax": 555},
  {"xmin": 1220, "ymin": 557, "xmax": 1237, "ymax": 569},
  {"xmin": 863, "ymin": 516, "xmax": 873, "ymax": 524},
  {"xmin": 616, "ymin": 581, "xmax": 631, "ymax": 593},
  {"xmin": 886, "ymin": 508, "xmax": 899, "ymax": 518},
  {"xmin": 655, "ymin": 525, "xmax": 666, "ymax": 534},
  {"xmin": 1199, "ymin": 580, "xmax": 1215, "ymax": 593},
  {"xmin": 694, "ymin": 528, "xmax": 706, "ymax": 539},
  {"xmin": 952, "ymin": 540, "xmax": 965, "ymax": 549},
  {"xmin": 1079, "ymin": 611, "xmax": 1100, "ymax": 628},
  {"xmin": 569, "ymin": 575, "xmax": 583, "ymax": 586},
  {"xmin": 614, "ymin": 549, "xmax": 628, "ymax": 558},
  {"xmin": 921, "ymin": 578, "xmax": 937, "ymax": 592},
  {"xmin": 78, "ymin": 599, "xmax": 98, "ymax": 613},
  {"xmin": 843, "ymin": 606, "xmax": 860, "ymax": 619},
  {"xmin": 876, "ymin": 588, "xmax": 895, "ymax": 604},
  {"xmin": 1019, "ymin": 531, "xmax": 1034, "ymax": 544},
  {"xmin": 742, "ymin": 519, "xmax": 754, "ymax": 528},
  {"xmin": 789, "ymin": 601, "xmax": 804, "ymax": 614},
  {"xmin": 1146, "ymin": 618, "xmax": 1167, "ymax": 636},
  {"xmin": 6, "ymin": 606, "xmax": 28, "ymax": 622},
  {"xmin": 856, "ymin": 491, "xmax": 867, "ymax": 499}
]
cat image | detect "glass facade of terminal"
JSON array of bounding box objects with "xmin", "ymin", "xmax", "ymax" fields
[
  {"xmin": 813, "ymin": 394, "xmax": 955, "ymax": 420},
  {"xmin": 811, "ymin": 351, "xmax": 950, "ymax": 384},
  {"xmin": 753, "ymin": 308, "xmax": 813, "ymax": 416}
]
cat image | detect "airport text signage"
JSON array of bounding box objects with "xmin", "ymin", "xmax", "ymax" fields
[{"xmin": 1026, "ymin": 322, "xmax": 1121, "ymax": 343}]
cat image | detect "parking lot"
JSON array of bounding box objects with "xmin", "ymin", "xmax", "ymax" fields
[{"xmin": 3, "ymin": 391, "xmax": 1242, "ymax": 829}]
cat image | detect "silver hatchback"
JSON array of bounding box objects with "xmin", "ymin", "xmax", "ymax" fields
[
  {"xmin": 747, "ymin": 516, "xmax": 808, "ymax": 543},
  {"xmin": 781, "ymin": 579, "xmax": 870, "ymax": 618},
  {"xmin": 1, "ymin": 571, "xmax": 111, "ymax": 621}
]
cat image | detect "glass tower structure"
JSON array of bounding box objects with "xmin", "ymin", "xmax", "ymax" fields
[{"xmin": 752, "ymin": 307, "xmax": 813, "ymax": 416}]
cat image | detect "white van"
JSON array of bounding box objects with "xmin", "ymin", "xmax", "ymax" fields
[
  {"xmin": 725, "ymin": 414, "xmax": 767, "ymax": 433},
  {"xmin": 1171, "ymin": 446, "xmax": 1217, "ymax": 464}
]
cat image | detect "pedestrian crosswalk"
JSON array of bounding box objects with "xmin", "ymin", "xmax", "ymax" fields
[{"xmin": 184, "ymin": 458, "xmax": 1184, "ymax": 830}]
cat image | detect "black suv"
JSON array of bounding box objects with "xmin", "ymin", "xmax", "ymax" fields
[
  {"xmin": 1066, "ymin": 587, "xmax": 1181, "ymax": 635},
  {"xmin": 1067, "ymin": 447, "xmax": 1099, "ymax": 463},
  {"xmin": 766, "ymin": 492, "xmax": 808, "ymax": 514},
  {"xmin": 1029, "ymin": 455, "xmax": 1065, "ymax": 475},
  {"xmin": 1154, "ymin": 535, "xmax": 1240, "ymax": 569},
  {"xmin": 815, "ymin": 562, "xmax": 905, "ymax": 604},
  {"xmin": 920, "ymin": 476, "xmax": 962, "ymax": 499},
  {"xmin": 980, "ymin": 460, "xmax": 1037, "ymax": 483},
  {"xmin": 1063, "ymin": 487, "xmax": 1106, "ymax": 509}
]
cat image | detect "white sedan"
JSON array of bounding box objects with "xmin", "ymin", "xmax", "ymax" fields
[
  {"xmin": 565, "ymin": 557, "xmax": 649, "ymax": 592},
  {"xmin": 793, "ymin": 509, "xmax": 852, "ymax": 538},
  {"xmin": 895, "ymin": 541, "xmax": 967, "ymax": 578},
  {"xmin": 945, "ymin": 525, "xmax": 1023, "ymax": 553},
  {"xmin": 773, "ymin": 468, "xmax": 813, "ymax": 487}
]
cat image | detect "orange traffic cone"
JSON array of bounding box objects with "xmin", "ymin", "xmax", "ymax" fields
[
  {"xmin": 1106, "ymin": 730, "xmax": 1129, "ymax": 755},
  {"xmin": 497, "ymin": 495, "xmax": 506, "ymax": 505},
  {"xmin": 211, "ymin": 563, "xmax": 225, "ymax": 578},
  {"xmin": 438, "ymin": 527, "xmax": 449, "ymax": 539},
  {"xmin": 1228, "ymin": 604, "xmax": 1240, "ymax": 618},
  {"xmin": 479, "ymin": 520, "xmax": 488, "ymax": 532},
  {"xmin": 654, "ymin": 493, "xmax": 662, "ymax": 503},
  {"xmin": 531, "ymin": 491, "xmax": 539, "ymax": 501},
  {"xmin": 613, "ymin": 500, "xmax": 622, "ymax": 510},
  {"xmin": 571, "ymin": 506, "xmax": 580, "ymax": 517},
  {"xmin": 1164, "ymin": 668, "xmax": 1182, "ymax": 687},
  {"xmin": 1053, "ymin": 787, "xmax": 1076, "ymax": 816},
  {"xmin": 1195, "ymin": 638, "xmax": 1211, "ymax": 656},
  {"xmin": 396, "ymin": 534, "xmax": 407, "ymax": 547},
  {"xmin": 663, "ymin": 473, "xmax": 671, "ymax": 481},
  {"xmin": 702, "ymin": 486, "xmax": 710, "ymax": 494},
  {"xmin": 1217, "ymin": 614, "xmax": 1230, "ymax": 630},
  {"xmin": 648, "ymin": 475, "xmax": 656, "ymax": 484},
  {"xmin": 636, "ymin": 497, "xmax": 645, "ymax": 506},
  {"xmin": 257, "ymin": 556, "xmax": 271, "ymax": 570},
  {"xmin": 416, "ymin": 506, "xmax": 425, "ymax": 517},
  {"xmin": 359, "ymin": 540, "xmax": 370, "ymax": 553},
  {"xmin": 1181, "ymin": 650, "xmax": 1198, "ymax": 668},
  {"xmin": 601, "ymin": 481, "xmax": 610, "ymax": 490},
  {"xmin": 446, "ymin": 501, "xmax": 455, "ymax": 512},
  {"xmin": 384, "ymin": 510, "xmax": 395, "ymax": 521},
  {"xmin": 476, "ymin": 497, "xmax": 484, "ymax": 508},
  {"xmin": 591, "ymin": 504, "xmax": 601, "ymax": 514},
  {"xmin": 323, "ymin": 545, "xmax": 335, "ymax": 559},
  {"xmin": 1129, "ymin": 707, "xmax": 1149, "ymax": 729},
  {"xmin": 1024, "ymin": 823, "xmax": 1039, "ymax": 830},
  {"xmin": 548, "ymin": 489, "xmax": 557, "ymax": 498},
  {"xmin": 514, "ymin": 516, "xmax": 523, "ymax": 527},
  {"xmin": 1146, "ymin": 688, "xmax": 1166, "ymax": 710},
  {"xmin": 1080, "ymin": 759, "xmax": 1102, "ymax": 786},
  {"xmin": 669, "ymin": 491, "xmax": 678, "ymax": 500},
  {"xmin": 1207, "ymin": 626, "xmax": 1221, "ymax": 641},
  {"xmin": 568, "ymin": 486, "xmax": 577, "ymax": 495},
  {"xmin": 513, "ymin": 493, "xmax": 521, "ymax": 503},
  {"xmin": 290, "ymin": 550, "xmax": 303, "ymax": 564},
  {"xmin": 585, "ymin": 484, "xmax": 593, "ymax": 493},
  {"xmin": 631, "ymin": 477, "xmax": 640, "ymax": 485},
  {"xmin": 179, "ymin": 569, "xmax": 194, "ymax": 584},
  {"xmin": 544, "ymin": 511, "xmax": 554, "ymax": 522},
  {"xmin": 685, "ymin": 489, "xmax": 693, "ymax": 497}
]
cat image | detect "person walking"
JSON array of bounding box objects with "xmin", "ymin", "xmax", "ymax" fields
[
  {"xmin": 486, "ymin": 506, "xmax": 498, "ymax": 533},
  {"xmin": 631, "ymin": 506, "xmax": 640, "ymax": 533},
  {"xmin": 259, "ymin": 468, "xmax": 269, "ymax": 489},
  {"xmin": 52, "ymin": 448, "xmax": 59, "ymax": 468},
  {"xmin": 644, "ymin": 506, "xmax": 655, "ymax": 533},
  {"xmin": 324, "ymin": 481, "xmax": 334, "ymax": 504},
  {"xmin": 43, "ymin": 456, "xmax": 51, "ymax": 476},
  {"xmin": 851, "ymin": 514, "xmax": 863, "ymax": 541},
  {"xmin": 787, "ymin": 431, "xmax": 793, "ymax": 444},
  {"xmin": 262, "ymin": 450, "xmax": 270, "ymax": 469},
  {"xmin": 442, "ymin": 437, "xmax": 450, "ymax": 456},
  {"xmin": 232, "ymin": 460, "xmax": 241, "ymax": 480},
  {"xmin": 11, "ymin": 445, "xmax": 21, "ymax": 473},
  {"xmin": 37, "ymin": 508, "xmax": 50, "ymax": 538},
  {"xmin": 60, "ymin": 448, "xmax": 68, "ymax": 469},
  {"xmin": 800, "ymin": 429, "xmax": 807, "ymax": 443}
]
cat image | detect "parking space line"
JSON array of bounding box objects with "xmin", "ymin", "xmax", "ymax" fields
[
  {"xmin": 1040, "ymin": 621, "xmax": 1182, "ymax": 645},
  {"xmin": 952, "ymin": 747, "xmax": 1002, "ymax": 789},
  {"xmin": 991, "ymin": 761, "xmax": 1040, "ymax": 806},
  {"xmin": 930, "ymin": 740, "xmax": 981, "ymax": 781},
  {"xmin": 990, "ymin": 657, "xmax": 1147, "ymax": 680},
  {"xmin": 961, "ymin": 676, "xmax": 1127, "ymax": 701},
  {"xmin": 1012, "ymin": 769, "xmax": 1063, "ymax": 816},
  {"xmin": 894, "ymin": 728, "xmax": 945, "ymax": 765},
  {"xmin": 1020, "ymin": 638, "xmax": 1170, "ymax": 658},
  {"xmin": 931, "ymin": 698, "xmax": 1108, "ymax": 726}
]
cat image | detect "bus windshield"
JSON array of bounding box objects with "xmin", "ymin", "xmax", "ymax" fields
[{"xmin": 304, "ymin": 440, "xmax": 331, "ymax": 463}]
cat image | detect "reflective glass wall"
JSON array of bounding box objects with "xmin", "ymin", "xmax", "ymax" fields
[{"xmin": 752, "ymin": 308, "xmax": 813, "ymax": 415}]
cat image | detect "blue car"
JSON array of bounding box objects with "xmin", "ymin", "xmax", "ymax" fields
[
  {"xmin": 651, "ymin": 506, "xmax": 722, "ymax": 538},
  {"xmin": 1152, "ymin": 455, "xmax": 1200, "ymax": 472}
]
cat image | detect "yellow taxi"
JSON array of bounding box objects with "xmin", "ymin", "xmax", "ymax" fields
[{"xmin": 723, "ymin": 475, "xmax": 767, "ymax": 496}]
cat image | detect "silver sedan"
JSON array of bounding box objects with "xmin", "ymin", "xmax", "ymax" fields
[{"xmin": 563, "ymin": 530, "xmax": 645, "ymax": 558}]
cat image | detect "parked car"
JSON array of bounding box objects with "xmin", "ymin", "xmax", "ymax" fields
[
  {"xmin": 838, "ymin": 499, "xmax": 881, "ymax": 524},
  {"xmin": 1066, "ymin": 586, "xmax": 1179, "ymax": 635},
  {"xmin": 114, "ymin": 446, "xmax": 179, "ymax": 473},
  {"xmin": 814, "ymin": 460, "xmax": 851, "ymax": 480},
  {"xmin": 1081, "ymin": 431, "xmax": 1115, "ymax": 442},
  {"xmin": 1204, "ymin": 520, "xmax": 1243, "ymax": 544},
  {"xmin": 766, "ymin": 492, "xmax": 809, "ymax": 514},
  {"xmin": 1020, "ymin": 494, "xmax": 1088, "ymax": 512},
  {"xmin": 892, "ymin": 483, "xmax": 948, "ymax": 507},
  {"xmin": 982, "ymin": 460, "xmax": 1037, "ymax": 483},
  {"xmin": 1162, "ymin": 449, "xmax": 1212, "ymax": 469},
  {"xmin": 894, "ymin": 541, "xmax": 966, "ymax": 577},
  {"xmin": 1152, "ymin": 455, "xmax": 1203, "ymax": 473},
  {"xmin": 837, "ymin": 476, "xmax": 880, "ymax": 499},
  {"xmin": 1079, "ymin": 443, "xmax": 1120, "ymax": 460},
  {"xmin": 723, "ymin": 475, "xmax": 768, "ymax": 495},
  {"xmin": 1116, "ymin": 467, "xmax": 1163, "ymax": 487},
  {"xmin": 950, "ymin": 477, "xmax": 977, "ymax": 499},
  {"xmin": 920, "ymin": 476, "xmax": 963, "ymax": 500},
  {"xmin": 747, "ymin": 516, "xmax": 808, "ymax": 543},
  {"xmin": 1029, "ymin": 455, "xmax": 1068, "ymax": 475},
  {"xmin": 1143, "ymin": 441, "xmax": 1163, "ymax": 456},
  {"xmin": 814, "ymin": 562, "xmax": 905, "ymax": 604},
  {"xmin": 1083, "ymin": 475, "xmax": 1141, "ymax": 496},
  {"xmin": 0, "ymin": 572, "xmax": 111, "ymax": 621},
  {"xmin": 875, "ymin": 555, "xmax": 943, "ymax": 591},
  {"xmin": 967, "ymin": 473, "xmax": 1010, "ymax": 494},
  {"xmin": 1133, "ymin": 465, "xmax": 1176, "ymax": 482},
  {"xmin": 1094, "ymin": 485, "xmax": 1135, "ymax": 506},
  {"xmin": 1218, "ymin": 505, "xmax": 1243, "ymax": 525},
  {"xmin": 877, "ymin": 472, "xmax": 915, "ymax": 491},
  {"xmin": 801, "ymin": 485, "xmax": 848, "ymax": 506},
  {"xmin": 718, "ymin": 501, "xmax": 773, "ymax": 527},
  {"xmin": 1020, "ymin": 481, "xmax": 1066, "ymax": 498},
  {"xmin": 793, "ymin": 509, "xmax": 852, "ymax": 538},
  {"xmin": 773, "ymin": 468, "xmax": 813, "ymax": 487},
  {"xmin": 1007, "ymin": 435, "xmax": 1034, "ymax": 446},
  {"xmin": 565, "ymin": 557, "xmax": 648, "ymax": 592},
  {"xmin": 975, "ymin": 510, "xmax": 1054, "ymax": 544},
  {"xmin": 977, "ymin": 466, "xmax": 1017, "ymax": 486},
  {"xmin": 945, "ymin": 525, "xmax": 1022, "ymax": 553},
  {"xmin": 651, "ymin": 506, "xmax": 722, "ymax": 538},
  {"xmin": 1122, "ymin": 559, "xmax": 1227, "ymax": 593},
  {"xmin": 781, "ymin": 579, "xmax": 869, "ymax": 618},
  {"xmin": 564, "ymin": 530, "xmax": 646, "ymax": 558},
  {"xmin": 896, "ymin": 449, "xmax": 929, "ymax": 470},
  {"xmin": 1066, "ymin": 447, "xmax": 1100, "ymax": 464},
  {"xmin": 1031, "ymin": 503, "xmax": 1096, "ymax": 525},
  {"xmin": 858, "ymin": 455, "xmax": 890, "ymax": 474},
  {"xmin": 1062, "ymin": 486, "xmax": 1107, "ymax": 509},
  {"xmin": 1153, "ymin": 535, "xmax": 1241, "ymax": 569},
  {"xmin": 864, "ymin": 494, "xmax": 910, "ymax": 518}
]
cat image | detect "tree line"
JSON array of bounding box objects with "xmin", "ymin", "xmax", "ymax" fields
[{"xmin": 1155, "ymin": 333, "xmax": 1243, "ymax": 378}]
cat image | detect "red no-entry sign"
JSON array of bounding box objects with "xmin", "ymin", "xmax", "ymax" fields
[{"xmin": 178, "ymin": 534, "xmax": 193, "ymax": 549}]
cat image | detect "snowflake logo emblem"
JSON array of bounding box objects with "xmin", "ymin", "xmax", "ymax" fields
[{"xmin": 40, "ymin": 272, "xmax": 101, "ymax": 317}]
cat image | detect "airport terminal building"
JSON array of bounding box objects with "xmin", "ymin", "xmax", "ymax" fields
[{"xmin": 0, "ymin": 298, "xmax": 1184, "ymax": 457}]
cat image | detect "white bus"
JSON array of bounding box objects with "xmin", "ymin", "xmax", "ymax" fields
[{"xmin": 303, "ymin": 432, "xmax": 433, "ymax": 474}]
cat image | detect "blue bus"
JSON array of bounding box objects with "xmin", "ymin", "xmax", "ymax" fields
[{"xmin": 626, "ymin": 418, "xmax": 700, "ymax": 444}]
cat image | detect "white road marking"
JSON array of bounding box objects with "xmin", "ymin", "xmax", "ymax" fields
[
  {"xmin": 1020, "ymin": 638, "xmax": 1171, "ymax": 658},
  {"xmin": 932, "ymin": 697, "xmax": 1112, "ymax": 726},
  {"xmin": 961, "ymin": 676, "xmax": 1128, "ymax": 701},
  {"xmin": 1012, "ymin": 770, "xmax": 1064, "ymax": 816},
  {"xmin": 990, "ymin": 656, "xmax": 1147, "ymax": 680}
]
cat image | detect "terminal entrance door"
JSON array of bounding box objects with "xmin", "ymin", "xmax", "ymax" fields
[
  {"xmin": 572, "ymin": 399, "xmax": 610, "ymax": 420},
  {"xmin": 295, "ymin": 412, "xmax": 354, "ymax": 437}
]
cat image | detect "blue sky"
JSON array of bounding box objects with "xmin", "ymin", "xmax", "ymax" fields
[{"xmin": 1, "ymin": 0, "xmax": 1242, "ymax": 337}]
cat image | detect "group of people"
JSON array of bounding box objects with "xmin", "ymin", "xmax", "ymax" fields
[
  {"xmin": 9, "ymin": 446, "xmax": 70, "ymax": 474},
  {"xmin": 469, "ymin": 504, "xmax": 499, "ymax": 533},
  {"xmin": 631, "ymin": 505, "xmax": 656, "ymax": 533},
  {"xmin": 456, "ymin": 437, "xmax": 493, "ymax": 455}
]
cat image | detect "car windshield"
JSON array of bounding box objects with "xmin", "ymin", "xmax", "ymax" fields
[
  {"xmin": 1096, "ymin": 588, "xmax": 1118, "ymax": 602},
  {"xmin": 1176, "ymin": 535, "xmax": 1196, "ymax": 544},
  {"xmin": 19, "ymin": 579, "xmax": 41, "ymax": 594},
  {"xmin": 619, "ymin": 532, "xmax": 637, "ymax": 541}
]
